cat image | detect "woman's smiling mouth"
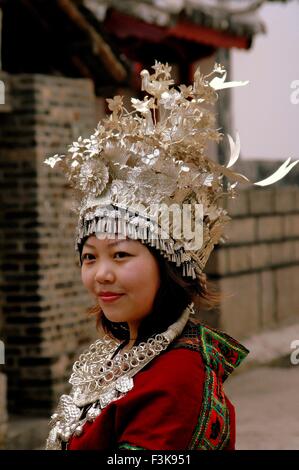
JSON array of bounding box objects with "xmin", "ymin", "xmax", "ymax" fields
[{"xmin": 98, "ymin": 292, "xmax": 125, "ymax": 302}]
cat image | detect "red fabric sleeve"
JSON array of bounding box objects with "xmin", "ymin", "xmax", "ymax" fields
[{"xmin": 115, "ymin": 348, "xmax": 205, "ymax": 450}]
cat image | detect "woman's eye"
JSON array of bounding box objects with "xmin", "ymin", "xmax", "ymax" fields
[
  {"xmin": 114, "ymin": 251, "xmax": 130, "ymax": 259},
  {"xmin": 82, "ymin": 253, "xmax": 95, "ymax": 262}
]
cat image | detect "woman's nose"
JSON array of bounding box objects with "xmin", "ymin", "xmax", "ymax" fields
[{"xmin": 94, "ymin": 262, "xmax": 115, "ymax": 283}]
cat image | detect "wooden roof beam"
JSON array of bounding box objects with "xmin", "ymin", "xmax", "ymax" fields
[
  {"xmin": 57, "ymin": 0, "xmax": 127, "ymax": 82},
  {"xmin": 71, "ymin": 54, "xmax": 93, "ymax": 79}
]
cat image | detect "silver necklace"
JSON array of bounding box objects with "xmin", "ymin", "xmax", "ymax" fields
[{"xmin": 45, "ymin": 303, "xmax": 194, "ymax": 450}]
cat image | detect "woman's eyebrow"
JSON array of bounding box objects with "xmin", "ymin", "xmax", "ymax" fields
[
  {"xmin": 83, "ymin": 240, "xmax": 129, "ymax": 250},
  {"xmin": 107, "ymin": 239, "xmax": 130, "ymax": 248},
  {"xmin": 83, "ymin": 243, "xmax": 96, "ymax": 250}
]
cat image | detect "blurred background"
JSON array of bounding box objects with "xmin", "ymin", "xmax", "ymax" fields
[{"xmin": 0, "ymin": 0, "xmax": 298, "ymax": 450}]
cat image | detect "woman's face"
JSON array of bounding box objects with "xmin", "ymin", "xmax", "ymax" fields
[{"xmin": 81, "ymin": 234, "xmax": 161, "ymax": 332}]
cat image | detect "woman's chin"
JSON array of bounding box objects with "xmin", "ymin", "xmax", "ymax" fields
[
  {"xmin": 100, "ymin": 304, "xmax": 130, "ymax": 323},
  {"xmin": 103, "ymin": 314, "xmax": 130, "ymax": 325}
]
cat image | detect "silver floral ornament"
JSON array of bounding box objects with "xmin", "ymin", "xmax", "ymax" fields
[
  {"xmin": 44, "ymin": 154, "xmax": 65, "ymax": 168},
  {"xmin": 141, "ymin": 148, "xmax": 160, "ymax": 166},
  {"xmin": 77, "ymin": 159, "xmax": 109, "ymax": 196}
]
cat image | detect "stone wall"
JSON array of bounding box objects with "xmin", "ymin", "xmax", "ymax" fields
[
  {"xmin": 0, "ymin": 74, "xmax": 98, "ymax": 415},
  {"xmin": 204, "ymin": 186, "xmax": 299, "ymax": 340}
]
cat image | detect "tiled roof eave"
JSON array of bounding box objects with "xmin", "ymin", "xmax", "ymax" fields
[{"xmin": 84, "ymin": 0, "xmax": 265, "ymax": 40}]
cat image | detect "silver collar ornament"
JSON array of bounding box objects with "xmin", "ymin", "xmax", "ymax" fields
[{"xmin": 45, "ymin": 303, "xmax": 194, "ymax": 450}]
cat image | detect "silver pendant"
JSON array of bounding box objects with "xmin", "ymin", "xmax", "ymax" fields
[{"xmin": 115, "ymin": 376, "xmax": 134, "ymax": 393}]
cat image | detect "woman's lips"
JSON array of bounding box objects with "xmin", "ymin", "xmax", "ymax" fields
[{"xmin": 98, "ymin": 293, "xmax": 124, "ymax": 303}]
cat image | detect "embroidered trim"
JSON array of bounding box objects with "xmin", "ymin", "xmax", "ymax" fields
[
  {"xmin": 171, "ymin": 321, "xmax": 249, "ymax": 450},
  {"xmin": 189, "ymin": 366, "xmax": 230, "ymax": 450},
  {"xmin": 172, "ymin": 320, "xmax": 249, "ymax": 381}
]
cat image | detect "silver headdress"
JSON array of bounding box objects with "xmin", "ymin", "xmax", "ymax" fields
[{"xmin": 45, "ymin": 61, "xmax": 298, "ymax": 280}]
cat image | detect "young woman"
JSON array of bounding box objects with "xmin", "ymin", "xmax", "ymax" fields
[
  {"xmin": 45, "ymin": 232, "xmax": 248, "ymax": 450},
  {"xmin": 45, "ymin": 61, "xmax": 252, "ymax": 450}
]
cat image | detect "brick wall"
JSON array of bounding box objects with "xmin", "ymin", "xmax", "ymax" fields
[
  {"xmin": 204, "ymin": 186, "xmax": 299, "ymax": 340},
  {"xmin": 0, "ymin": 74, "xmax": 99, "ymax": 415},
  {"xmin": 0, "ymin": 70, "xmax": 14, "ymax": 438}
]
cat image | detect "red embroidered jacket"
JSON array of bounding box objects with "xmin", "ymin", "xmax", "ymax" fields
[{"xmin": 68, "ymin": 320, "xmax": 249, "ymax": 451}]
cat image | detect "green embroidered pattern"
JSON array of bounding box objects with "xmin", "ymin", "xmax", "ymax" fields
[
  {"xmin": 172, "ymin": 321, "xmax": 249, "ymax": 450},
  {"xmin": 189, "ymin": 365, "xmax": 230, "ymax": 450},
  {"xmin": 118, "ymin": 442, "xmax": 147, "ymax": 450}
]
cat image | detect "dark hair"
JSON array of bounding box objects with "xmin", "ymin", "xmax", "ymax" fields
[{"xmin": 79, "ymin": 238, "xmax": 220, "ymax": 345}]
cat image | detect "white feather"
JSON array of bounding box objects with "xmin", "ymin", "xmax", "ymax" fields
[
  {"xmin": 254, "ymin": 158, "xmax": 299, "ymax": 187},
  {"xmin": 210, "ymin": 72, "xmax": 249, "ymax": 90},
  {"xmin": 226, "ymin": 133, "xmax": 240, "ymax": 168}
]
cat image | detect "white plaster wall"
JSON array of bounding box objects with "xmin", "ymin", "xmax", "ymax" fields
[{"xmin": 231, "ymin": 1, "xmax": 299, "ymax": 160}]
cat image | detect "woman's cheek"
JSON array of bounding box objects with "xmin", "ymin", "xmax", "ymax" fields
[
  {"xmin": 81, "ymin": 266, "xmax": 92, "ymax": 291},
  {"xmin": 121, "ymin": 262, "xmax": 142, "ymax": 289}
]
